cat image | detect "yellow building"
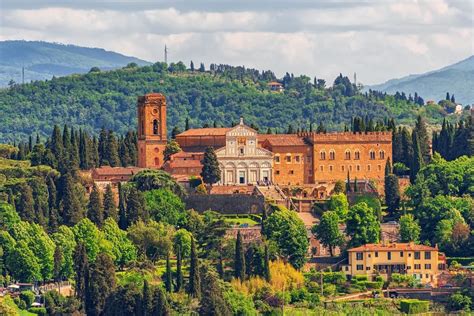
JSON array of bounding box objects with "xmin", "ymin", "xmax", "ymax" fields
[{"xmin": 341, "ymin": 243, "xmax": 446, "ymax": 285}]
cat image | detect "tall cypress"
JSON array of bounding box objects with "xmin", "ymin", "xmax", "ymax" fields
[
  {"xmin": 85, "ymin": 253, "xmax": 116, "ymax": 316},
  {"xmin": 106, "ymin": 131, "xmax": 120, "ymax": 167},
  {"xmin": 49, "ymin": 125, "xmax": 63, "ymax": 168},
  {"xmin": 17, "ymin": 183, "xmax": 35, "ymax": 222},
  {"xmin": 92, "ymin": 136, "xmax": 100, "ymax": 167},
  {"xmin": 87, "ymin": 185, "xmax": 104, "ymax": 228},
  {"xmin": 165, "ymin": 252, "xmax": 172, "ymax": 293},
  {"xmin": 53, "ymin": 246, "xmax": 63, "ymax": 283},
  {"xmin": 58, "ymin": 173, "xmax": 84, "ymax": 226},
  {"xmin": 126, "ymin": 187, "xmax": 145, "ymax": 226},
  {"xmin": 234, "ymin": 231, "xmax": 245, "ymax": 281},
  {"xmin": 118, "ymin": 183, "xmax": 128, "ymax": 230},
  {"xmin": 152, "ymin": 286, "xmax": 170, "ymax": 315},
  {"xmin": 263, "ymin": 244, "xmax": 271, "ymax": 282},
  {"xmin": 98, "ymin": 128, "xmax": 108, "ymax": 166},
  {"xmin": 401, "ymin": 127, "xmax": 413, "ymax": 167},
  {"xmin": 176, "ymin": 245, "xmax": 183, "ymax": 291},
  {"xmin": 188, "ymin": 238, "xmax": 201, "ymax": 298},
  {"xmin": 414, "ymin": 115, "xmax": 430, "ymax": 163},
  {"xmin": 103, "ymin": 184, "xmax": 118, "ymax": 221},
  {"xmin": 119, "ymin": 138, "xmax": 131, "ymax": 167},
  {"xmin": 74, "ymin": 242, "xmax": 89, "ymax": 303},
  {"xmin": 410, "ymin": 131, "xmax": 423, "ymax": 183},
  {"xmin": 200, "ymin": 146, "xmax": 221, "ymax": 186},
  {"xmin": 346, "ymin": 172, "xmax": 351, "ymax": 192},
  {"xmin": 142, "ymin": 280, "xmax": 153, "ymax": 316}
]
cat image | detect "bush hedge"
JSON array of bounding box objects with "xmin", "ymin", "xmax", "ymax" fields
[
  {"xmin": 399, "ymin": 299, "xmax": 429, "ymax": 314},
  {"xmin": 28, "ymin": 307, "xmax": 47, "ymax": 316}
]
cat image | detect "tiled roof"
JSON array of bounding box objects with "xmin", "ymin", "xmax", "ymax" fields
[
  {"xmin": 92, "ymin": 166, "xmax": 144, "ymax": 176},
  {"xmin": 171, "ymin": 151, "xmax": 203, "ymax": 159},
  {"xmin": 177, "ymin": 128, "xmax": 231, "ymax": 137},
  {"xmin": 168, "ymin": 160, "xmax": 202, "ymax": 168},
  {"xmin": 267, "ymin": 81, "xmax": 283, "ymax": 86},
  {"xmin": 348, "ymin": 243, "xmax": 438, "ymax": 252},
  {"xmin": 258, "ymin": 134, "xmax": 307, "ymax": 146}
]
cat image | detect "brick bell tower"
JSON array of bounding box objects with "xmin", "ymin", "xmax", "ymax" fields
[{"xmin": 137, "ymin": 93, "xmax": 167, "ymax": 168}]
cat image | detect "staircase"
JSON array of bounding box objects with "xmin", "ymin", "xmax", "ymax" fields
[{"xmin": 256, "ymin": 185, "xmax": 298, "ymax": 211}]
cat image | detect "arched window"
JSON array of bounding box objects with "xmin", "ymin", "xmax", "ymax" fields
[
  {"xmin": 369, "ymin": 150, "xmax": 375, "ymax": 160},
  {"xmin": 320, "ymin": 151, "xmax": 326, "ymax": 160},
  {"xmin": 329, "ymin": 150, "xmax": 335, "ymax": 160},
  {"xmin": 153, "ymin": 119, "xmax": 159, "ymax": 135},
  {"xmin": 345, "ymin": 150, "xmax": 351, "ymax": 160},
  {"xmin": 154, "ymin": 157, "xmax": 160, "ymax": 166},
  {"xmin": 379, "ymin": 150, "xmax": 385, "ymax": 160},
  {"xmin": 354, "ymin": 150, "xmax": 360, "ymax": 160}
]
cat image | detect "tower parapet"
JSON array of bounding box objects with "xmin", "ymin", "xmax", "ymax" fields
[{"xmin": 299, "ymin": 131, "xmax": 392, "ymax": 144}]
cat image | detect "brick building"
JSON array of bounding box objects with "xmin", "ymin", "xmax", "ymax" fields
[{"xmin": 136, "ymin": 93, "xmax": 392, "ymax": 189}]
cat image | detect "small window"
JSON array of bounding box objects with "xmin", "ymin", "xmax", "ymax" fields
[
  {"xmin": 426, "ymin": 274, "xmax": 429, "ymax": 279},
  {"xmin": 341, "ymin": 165, "xmax": 345, "ymax": 171},
  {"xmin": 329, "ymin": 151, "xmax": 335, "ymax": 160},
  {"xmin": 275, "ymin": 156, "xmax": 280, "ymax": 163},
  {"xmin": 275, "ymin": 170, "xmax": 280, "ymax": 175},
  {"xmin": 349, "ymin": 165, "xmax": 353, "ymax": 172},
  {"xmin": 375, "ymin": 252, "xmax": 378, "ymax": 258},
  {"xmin": 369, "ymin": 150, "xmax": 375, "ymax": 160},
  {"xmin": 153, "ymin": 119, "xmax": 159, "ymax": 135},
  {"xmin": 424, "ymin": 252, "xmax": 431, "ymax": 260},
  {"xmin": 378, "ymin": 165, "xmax": 381, "ymax": 171},
  {"xmin": 320, "ymin": 166, "xmax": 324, "ymax": 172},
  {"xmin": 414, "ymin": 264, "xmax": 421, "ymax": 269},
  {"xmin": 320, "ymin": 151, "xmax": 326, "ymax": 160},
  {"xmin": 356, "ymin": 252, "xmax": 363, "ymax": 260},
  {"xmin": 345, "ymin": 151, "xmax": 351, "ymax": 160},
  {"xmin": 329, "ymin": 165, "xmax": 333, "ymax": 172},
  {"xmin": 345, "ymin": 266, "xmax": 349, "ymax": 271},
  {"xmin": 354, "ymin": 151, "xmax": 360, "ymax": 160},
  {"xmin": 379, "ymin": 150, "xmax": 385, "ymax": 160},
  {"xmin": 400, "ymin": 251, "xmax": 404, "ymax": 257},
  {"xmin": 366, "ymin": 266, "xmax": 371, "ymax": 271},
  {"xmin": 295, "ymin": 156, "xmax": 300, "ymax": 163},
  {"xmin": 414, "ymin": 252, "xmax": 420, "ymax": 260},
  {"xmin": 387, "ymin": 252, "xmax": 391, "ymax": 260},
  {"xmin": 367, "ymin": 165, "xmax": 371, "ymax": 171},
  {"xmin": 290, "ymin": 170, "xmax": 294, "ymax": 175},
  {"xmin": 425, "ymin": 264, "xmax": 431, "ymax": 269},
  {"xmin": 286, "ymin": 155, "xmax": 291, "ymax": 163},
  {"xmin": 356, "ymin": 165, "xmax": 360, "ymax": 171},
  {"xmin": 356, "ymin": 264, "xmax": 364, "ymax": 271},
  {"xmin": 240, "ymin": 147, "xmax": 244, "ymax": 155}
]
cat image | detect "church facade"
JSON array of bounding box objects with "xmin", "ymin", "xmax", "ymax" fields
[{"xmin": 138, "ymin": 93, "xmax": 392, "ymax": 188}]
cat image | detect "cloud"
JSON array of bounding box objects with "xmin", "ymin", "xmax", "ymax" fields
[{"xmin": 0, "ymin": 0, "xmax": 472, "ymax": 84}]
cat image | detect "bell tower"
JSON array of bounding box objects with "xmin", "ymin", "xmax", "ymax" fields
[{"xmin": 137, "ymin": 93, "xmax": 167, "ymax": 168}]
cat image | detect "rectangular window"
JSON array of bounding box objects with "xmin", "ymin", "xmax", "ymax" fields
[
  {"xmin": 366, "ymin": 267, "xmax": 371, "ymax": 271},
  {"xmin": 341, "ymin": 166, "xmax": 345, "ymax": 171},
  {"xmin": 329, "ymin": 165, "xmax": 333, "ymax": 172},
  {"xmin": 286, "ymin": 156, "xmax": 291, "ymax": 163},
  {"xmin": 426, "ymin": 274, "xmax": 429, "ymax": 279},
  {"xmin": 356, "ymin": 252, "xmax": 363, "ymax": 260},
  {"xmin": 414, "ymin": 264, "xmax": 421, "ymax": 269},
  {"xmin": 424, "ymin": 252, "xmax": 431, "ymax": 260},
  {"xmin": 367, "ymin": 165, "xmax": 371, "ymax": 171},
  {"xmin": 356, "ymin": 264, "xmax": 364, "ymax": 271},
  {"xmin": 387, "ymin": 252, "xmax": 391, "ymax": 260},
  {"xmin": 320, "ymin": 166, "xmax": 324, "ymax": 172},
  {"xmin": 295, "ymin": 156, "xmax": 300, "ymax": 163},
  {"xmin": 425, "ymin": 264, "xmax": 431, "ymax": 269},
  {"xmin": 275, "ymin": 170, "xmax": 280, "ymax": 175},
  {"xmin": 400, "ymin": 251, "xmax": 404, "ymax": 257},
  {"xmin": 289, "ymin": 170, "xmax": 294, "ymax": 175},
  {"xmin": 375, "ymin": 252, "xmax": 378, "ymax": 258},
  {"xmin": 275, "ymin": 156, "xmax": 280, "ymax": 163},
  {"xmin": 414, "ymin": 252, "xmax": 420, "ymax": 260}
]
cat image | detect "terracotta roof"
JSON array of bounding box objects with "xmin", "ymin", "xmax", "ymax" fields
[
  {"xmin": 92, "ymin": 166, "xmax": 144, "ymax": 176},
  {"xmin": 177, "ymin": 128, "xmax": 231, "ymax": 137},
  {"xmin": 348, "ymin": 243, "xmax": 438, "ymax": 252},
  {"xmin": 258, "ymin": 134, "xmax": 307, "ymax": 146},
  {"xmin": 267, "ymin": 81, "xmax": 283, "ymax": 86},
  {"xmin": 171, "ymin": 151, "xmax": 203, "ymax": 159}
]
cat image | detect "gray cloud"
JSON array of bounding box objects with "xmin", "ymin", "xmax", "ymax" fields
[{"xmin": 0, "ymin": 0, "xmax": 472, "ymax": 84}]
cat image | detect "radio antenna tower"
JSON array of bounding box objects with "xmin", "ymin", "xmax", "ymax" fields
[
  {"xmin": 22, "ymin": 66, "xmax": 25, "ymax": 84},
  {"xmin": 353, "ymin": 72, "xmax": 357, "ymax": 86},
  {"xmin": 164, "ymin": 45, "xmax": 169, "ymax": 64}
]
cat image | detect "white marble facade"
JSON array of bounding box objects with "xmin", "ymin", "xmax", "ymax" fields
[{"xmin": 216, "ymin": 119, "xmax": 273, "ymax": 185}]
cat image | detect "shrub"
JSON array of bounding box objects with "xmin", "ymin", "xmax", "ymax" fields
[
  {"xmin": 364, "ymin": 281, "xmax": 383, "ymax": 289},
  {"xmin": 28, "ymin": 307, "xmax": 47, "ymax": 316},
  {"xmin": 16, "ymin": 299, "xmax": 27, "ymax": 310},
  {"xmin": 323, "ymin": 284, "xmax": 337, "ymax": 297},
  {"xmin": 20, "ymin": 290, "xmax": 35, "ymax": 307},
  {"xmin": 399, "ymin": 299, "xmax": 429, "ymax": 314},
  {"xmin": 447, "ymin": 293, "xmax": 472, "ymax": 311},
  {"xmin": 354, "ymin": 275, "xmax": 368, "ymax": 282}
]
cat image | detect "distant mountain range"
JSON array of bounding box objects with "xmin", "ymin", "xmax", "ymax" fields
[
  {"xmin": 369, "ymin": 55, "xmax": 474, "ymax": 105},
  {"xmin": 0, "ymin": 40, "xmax": 151, "ymax": 86}
]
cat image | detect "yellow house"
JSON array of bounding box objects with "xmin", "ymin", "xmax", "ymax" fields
[{"xmin": 341, "ymin": 243, "xmax": 447, "ymax": 285}]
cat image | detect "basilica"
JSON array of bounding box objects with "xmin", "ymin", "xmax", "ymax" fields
[{"xmin": 137, "ymin": 93, "xmax": 392, "ymax": 190}]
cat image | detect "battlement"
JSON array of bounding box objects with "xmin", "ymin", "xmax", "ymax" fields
[
  {"xmin": 137, "ymin": 93, "xmax": 166, "ymax": 106},
  {"xmin": 299, "ymin": 131, "xmax": 392, "ymax": 143}
]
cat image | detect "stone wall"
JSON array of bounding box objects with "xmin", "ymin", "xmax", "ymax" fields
[{"xmin": 185, "ymin": 194, "xmax": 265, "ymax": 214}]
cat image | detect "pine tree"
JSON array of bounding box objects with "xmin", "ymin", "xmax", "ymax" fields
[
  {"xmin": 176, "ymin": 245, "xmax": 183, "ymax": 292},
  {"xmin": 17, "ymin": 183, "xmax": 35, "ymax": 222},
  {"xmin": 87, "ymin": 185, "xmax": 104, "ymax": 228},
  {"xmin": 287, "ymin": 124, "xmax": 294, "ymax": 134},
  {"xmin": 199, "ymin": 63, "xmax": 205, "ymax": 72},
  {"xmin": 103, "ymin": 184, "xmax": 118, "ymax": 221},
  {"xmin": 126, "ymin": 187, "xmax": 145, "ymax": 226},
  {"xmin": 74, "ymin": 242, "xmax": 89, "ymax": 303},
  {"xmin": 410, "ymin": 130, "xmax": 423, "ymax": 183},
  {"xmin": 85, "ymin": 253, "xmax": 116, "ymax": 316},
  {"xmin": 165, "ymin": 252, "xmax": 172, "ymax": 293},
  {"xmin": 171, "ymin": 126, "xmax": 181, "ymax": 139},
  {"xmin": 446, "ymin": 92, "xmax": 450, "ymax": 100},
  {"xmin": 234, "ymin": 231, "xmax": 245, "ymax": 281},
  {"xmin": 58, "ymin": 173, "xmax": 84, "ymax": 226},
  {"xmin": 188, "ymin": 238, "xmax": 200, "ymax": 298},
  {"xmin": 106, "ymin": 131, "xmax": 120, "ymax": 167},
  {"xmin": 98, "ymin": 128, "xmax": 108, "ymax": 166},
  {"xmin": 200, "ymin": 146, "xmax": 221, "ymax": 186}
]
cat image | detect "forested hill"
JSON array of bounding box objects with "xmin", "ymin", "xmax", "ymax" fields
[
  {"xmin": 0, "ymin": 61, "xmax": 451, "ymax": 142},
  {"xmin": 0, "ymin": 40, "xmax": 151, "ymax": 86}
]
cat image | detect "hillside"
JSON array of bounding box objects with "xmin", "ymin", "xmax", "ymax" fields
[
  {"xmin": 369, "ymin": 55, "xmax": 474, "ymax": 105},
  {"xmin": 0, "ymin": 40, "xmax": 151, "ymax": 86},
  {"xmin": 0, "ymin": 62, "xmax": 450, "ymax": 142}
]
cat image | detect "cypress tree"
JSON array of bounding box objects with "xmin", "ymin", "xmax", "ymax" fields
[
  {"xmin": 17, "ymin": 183, "xmax": 35, "ymax": 222},
  {"xmin": 103, "ymin": 184, "xmax": 118, "ymax": 221},
  {"xmin": 58, "ymin": 173, "xmax": 84, "ymax": 226},
  {"xmin": 50, "ymin": 125, "xmax": 63, "ymax": 168},
  {"xmin": 346, "ymin": 172, "xmax": 351, "ymax": 192},
  {"xmin": 87, "ymin": 185, "xmax": 104, "ymax": 228},
  {"xmin": 126, "ymin": 187, "xmax": 145, "ymax": 226},
  {"xmin": 28, "ymin": 135, "xmax": 33, "ymax": 152},
  {"xmin": 98, "ymin": 128, "xmax": 108, "ymax": 166},
  {"xmin": 69, "ymin": 127, "xmax": 80, "ymax": 171},
  {"xmin": 199, "ymin": 264, "xmax": 232, "ymax": 316},
  {"xmin": 79, "ymin": 130, "xmax": 89, "ymax": 170},
  {"xmin": 92, "ymin": 136, "xmax": 100, "ymax": 167},
  {"xmin": 234, "ymin": 231, "xmax": 245, "ymax": 281},
  {"xmin": 171, "ymin": 126, "xmax": 181, "ymax": 139},
  {"xmin": 401, "ymin": 127, "xmax": 413, "ymax": 167},
  {"xmin": 410, "ymin": 130, "xmax": 423, "ymax": 183},
  {"xmin": 185, "ymin": 117, "xmax": 190, "ymax": 130},
  {"xmin": 200, "ymin": 146, "xmax": 221, "ymax": 186},
  {"xmin": 118, "ymin": 183, "xmax": 128, "ymax": 230},
  {"xmin": 85, "ymin": 253, "xmax": 116, "ymax": 316},
  {"xmin": 414, "ymin": 115, "xmax": 430, "ymax": 163},
  {"xmin": 384, "ymin": 157, "xmax": 392, "ymax": 176},
  {"xmin": 217, "ymin": 254, "xmax": 224, "ymax": 279},
  {"xmin": 176, "ymin": 245, "xmax": 183, "ymax": 291},
  {"xmin": 119, "ymin": 138, "xmax": 131, "ymax": 167},
  {"xmin": 142, "ymin": 280, "xmax": 153, "ymax": 316},
  {"xmin": 74, "ymin": 242, "xmax": 89, "ymax": 303},
  {"xmin": 152, "ymin": 286, "xmax": 170, "ymax": 315},
  {"xmin": 53, "ymin": 246, "xmax": 63, "ymax": 283},
  {"xmin": 30, "ymin": 177, "xmax": 49, "ymax": 228},
  {"xmin": 165, "ymin": 252, "xmax": 172, "ymax": 293},
  {"xmin": 354, "ymin": 177, "xmax": 358, "ymax": 192},
  {"xmin": 106, "ymin": 131, "xmax": 120, "ymax": 167},
  {"xmin": 188, "ymin": 238, "xmax": 200, "ymax": 298},
  {"xmin": 244, "ymin": 244, "xmax": 255, "ymax": 278},
  {"xmin": 385, "ymin": 174, "xmax": 401, "ymax": 215}
]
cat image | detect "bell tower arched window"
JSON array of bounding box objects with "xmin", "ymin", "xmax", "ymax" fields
[{"xmin": 153, "ymin": 119, "xmax": 159, "ymax": 135}]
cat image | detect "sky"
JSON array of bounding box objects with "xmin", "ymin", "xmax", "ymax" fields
[{"xmin": 1, "ymin": 0, "xmax": 473, "ymax": 85}]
